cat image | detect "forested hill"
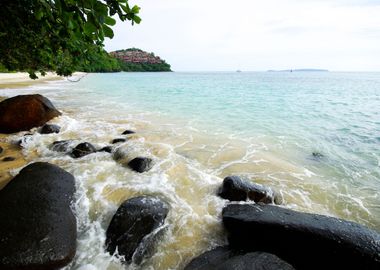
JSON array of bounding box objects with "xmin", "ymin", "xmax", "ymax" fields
[{"xmin": 110, "ymin": 48, "xmax": 171, "ymax": 72}]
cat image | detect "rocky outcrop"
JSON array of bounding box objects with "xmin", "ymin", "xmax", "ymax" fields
[
  {"xmin": 185, "ymin": 247, "xmax": 295, "ymax": 270},
  {"xmin": 128, "ymin": 157, "xmax": 153, "ymax": 173},
  {"xmin": 106, "ymin": 196, "xmax": 169, "ymax": 264},
  {"xmin": 71, "ymin": 142, "xmax": 96, "ymax": 158},
  {"xmin": 0, "ymin": 162, "xmax": 77, "ymax": 269},
  {"xmin": 0, "ymin": 94, "xmax": 61, "ymax": 133},
  {"xmin": 39, "ymin": 124, "xmax": 61, "ymax": 134},
  {"xmin": 218, "ymin": 176, "xmax": 281, "ymax": 204},
  {"xmin": 222, "ymin": 204, "xmax": 380, "ymax": 270}
]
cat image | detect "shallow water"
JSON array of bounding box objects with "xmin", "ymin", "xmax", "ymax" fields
[{"xmin": 1, "ymin": 71, "xmax": 380, "ymax": 269}]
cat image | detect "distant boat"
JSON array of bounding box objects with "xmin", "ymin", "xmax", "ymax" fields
[{"xmin": 236, "ymin": 70, "xmax": 242, "ymax": 73}]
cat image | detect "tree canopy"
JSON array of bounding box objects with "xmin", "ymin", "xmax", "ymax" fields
[{"xmin": 0, "ymin": 0, "xmax": 140, "ymax": 78}]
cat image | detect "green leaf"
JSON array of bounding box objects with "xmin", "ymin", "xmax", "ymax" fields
[
  {"xmin": 35, "ymin": 10, "xmax": 44, "ymax": 20},
  {"xmin": 103, "ymin": 25, "xmax": 114, "ymax": 38},
  {"xmin": 131, "ymin": 5, "xmax": 140, "ymax": 14},
  {"xmin": 105, "ymin": 16, "xmax": 116, "ymax": 26},
  {"xmin": 133, "ymin": 15, "xmax": 142, "ymax": 24}
]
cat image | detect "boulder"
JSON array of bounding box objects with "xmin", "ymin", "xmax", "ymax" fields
[
  {"xmin": 128, "ymin": 157, "xmax": 153, "ymax": 173},
  {"xmin": 39, "ymin": 124, "xmax": 61, "ymax": 134},
  {"xmin": 111, "ymin": 138, "xmax": 127, "ymax": 144},
  {"xmin": 185, "ymin": 247, "xmax": 295, "ymax": 270},
  {"xmin": 0, "ymin": 162, "xmax": 77, "ymax": 269},
  {"xmin": 0, "ymin": 94, "xmax": 61, "ymax": 134},
  {"xmin": 218, "ymin": 176, "xmax": 281, "ymax": 204},
  {"xmin": 51, "ymin": 140, "xmax": 73, "ymax": 153},
  {"xmin": 222, "ymin": 204, "xmax": 380, "ymax": 270},
  {"xmin": 122, "ymin": 130, "xmax": 135, "ymax": 135},
  {"xmin": 71, "ymin": 142, "xmax": 96, "ymax": 158},
  {"xmin": 106, "ymin": 196, "xmax": 169, "ymax": 264},
  {"xmin": 98, "ymin": 146, "xmax": 113, "ymax": 153}
]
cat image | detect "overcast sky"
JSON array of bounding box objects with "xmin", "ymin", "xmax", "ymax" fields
[{"xmin": 104, "ymin": 0, "xmax": 380, "ymax": 71}]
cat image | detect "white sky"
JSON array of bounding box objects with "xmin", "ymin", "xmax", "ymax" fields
[{"xmin": 104, "ymin": 0, "xmax": 380, "ymax": 71}]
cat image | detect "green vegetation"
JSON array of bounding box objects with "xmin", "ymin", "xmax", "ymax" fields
[
  {"xmin": 119, "ymin": 61, "xmax": 171, "ymax": 72},
  {"xmin": 0, "ymin": 0, "xmax": 141, "ymax": 78}
]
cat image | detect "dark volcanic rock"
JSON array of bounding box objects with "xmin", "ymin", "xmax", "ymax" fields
[
  {"xmin": 39, "ymin": 124, "xmax": 61, "ymax": 134},
  {"xmin": 2, "ymin": 156, "xmax": 15, "ymax": 162},
  {"xmin": 128, "ymin": 157, "xmax": 153, "ymax": 173},
  {"xmin": 218, "ymin": 176, "xmax": 281, "ymax": 204},
  {"xmin": 122, "ymin": 130, "xmax": 135, "ymax": 135},
  {"xmin": 0, "ymin": 162, "xmax": 77, "ymax": 269},
  {"xmin": 99, "ymin": 146, "xmax": 113, "ymax": 153},
  {"xmin": 51, "ymin": 140, "xmax": 73, "ymax": 153},
  {"xmin": 71, "ymin": 142, "xmax": 96, "ymax": 158},
  {"xmin": 106, "ymin": 196, "xmax": 169, "ymax": 264},
  {"xmin": 0, "ymin": 94, "xmax": 61, "ymax": 134},
  {"xmin": 111, "ymin": 138, "xmax": 127, "ymax": 144},
  {"xmin": 223, "ymin": 204, "xmax": 380, "ymax": 270},
  {"xmin": 185, "ymin": 247, "xmax": 295, "ymax": 270}
]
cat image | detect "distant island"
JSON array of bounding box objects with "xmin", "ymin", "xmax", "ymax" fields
[
  {"xmin": 267, "ymin": 69, "xmax": 329, "ymax": 72},
  {"xmin": 110, "ymin": 48, "xmax": 171, "ymax": 72}
]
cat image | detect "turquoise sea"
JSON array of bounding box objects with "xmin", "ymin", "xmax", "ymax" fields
[{"xmin": 2, "ymin": 71, "xmax": 380, "ymax": 269}]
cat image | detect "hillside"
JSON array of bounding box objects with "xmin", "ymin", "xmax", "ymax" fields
[{"xmin": 110, "ymin": 48, "xmax": 171, "ymax": 72}]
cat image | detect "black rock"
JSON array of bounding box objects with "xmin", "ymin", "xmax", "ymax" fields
[
  {"xmin": 128, "ymin": 157, "xmax": 153, "ymax": 173},
  {"xmin": 0, "ymin": 146, "xmax": 3, "ymax": 154},
  {"xmin": 111, "ymin": 138, "xmax": 127, "ymax": 144},
  {"xmin": 40, "ymin": 124, "xmax": 61, "ymax": 134},
  {"xmin": 218, "ymin": 176, "xmax": 281, "ymax": 204},
  {"xmin": 51, "ymin": 140, "xmax": 73, "ymax": 153},
  {"xmin": 312, "ymin": 152, "xmax": 324, "ymax": 159},
  {"xmin": 222, "ymin": 204, "xmax": 380, "ymax": 270},
  {"xmin": 106, "ymin": 196, "xmax": 169, "ymax": 264},
  {"xmin": 99, "ymin": 146, "xmax": 113, "ymax": 153},
  {"xmin": 0, "ymin": 162, "xmax": 76, "ymax": 269},
  {"xmin": 122, "ymin": 130, "xmax": 135, "ymax": 135},
  {"xmin": 2, "ymin": 156, "xmax": 15, "ymax": 162},
  {"xmin": 71, "ymin": 142, "xmax": 96, "ymax": 158},
  {"xmin": 17, "ymin": 133, "xmax": 33, "ymax": 147},
  {"xmin": 185, "ymin": 247, "xmax": 295, "ymax": 270}
]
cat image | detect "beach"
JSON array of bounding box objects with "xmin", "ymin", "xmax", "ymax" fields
[{"xmin": 0, "ymin": 72, "xmax": 379, "ymax": 269}]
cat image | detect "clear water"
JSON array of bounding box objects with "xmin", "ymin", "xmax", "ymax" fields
[{"xmin": 1, "ymin": 71, "xmax": 380, "ymax": 269}]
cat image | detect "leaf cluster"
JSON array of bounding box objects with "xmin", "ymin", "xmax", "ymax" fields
[{"xmin": 0, "ymin": 0, "xmax": 140, "ymax": 78}]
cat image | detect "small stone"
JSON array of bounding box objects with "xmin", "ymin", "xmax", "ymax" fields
[
  {"xmin": 111, "ymin": 138, "xmax": 127, "ymax": 144},
  {"xmin": 99, "ymin": 146, "xmax": 113, "ymax": 153},
  {"xmin": 2, "ymin": 157, "xmax": 15, "ymax": 162},
  {"xmin": 51, "ymin": 140, "xmax": 72, "ymax": 153},
  {"xmin": 128, "ymin": 157, "xmax": 153, "ymax": 173},
  {"xmin": 71, "ymin": 142, "xmax": 96, "ymax": 158},
  {"xmin": 122, "ymin": 130, "xmax": 135, "ymax": 135},
  {"xmin": 40, "ymin": 124, "xmax": 61, "ymax": 134}
]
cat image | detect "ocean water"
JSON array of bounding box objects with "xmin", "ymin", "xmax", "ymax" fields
[{"xmin": 1, "ymin": 71, "xmax": 380, "ymax": 269}]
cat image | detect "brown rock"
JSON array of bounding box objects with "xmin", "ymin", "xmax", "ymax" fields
[{"xmin": 0, "ymin": 94, "xmax": 61, "ymax": 134}]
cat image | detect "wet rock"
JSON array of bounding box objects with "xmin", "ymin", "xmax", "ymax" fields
[
  {"xmin": 99, "ymin": 146, "xmax": 113, "ymax": 153},
  {"xmin": 0, "ymin": 94, "xmax": 61, "ymax": 134},
  {"xmin": 0, "ymin": 162, "xmax": 76, "ymax": 269},
  {"xmin": 0, "ymin": 146, "xmax": 3, "ymax": 154},
  {"xmin": 39, "ymin": 124, "xmax": 61, "ymax": 134},
  {"xmin": 2, "ymin": 156, "xmax": 15, "ymax": 162},
  {"xmin": 51, "ymin": 140, "xmax": 73, "ymax": 153},
  {"xmin": 111, "ymin": 138, "xmax": 127, "ymax": 144},
  {"xmin": 185, "ymin": 247, "xmax": 295, "ymax": 270},
  {"xmin": 312, "ymin": 152, "xmax": 324, "ymax": 159},
  {"xmin": 122, "ymin": 130, "xmax": 135, "ymax": 135},
  {"xmin": 71, "ymin": 142, "xmax": 96, "ymax": 158},
  {"xmin": 17, "ymin": 133, "xmax": 33, "ymax": 147},
  {"xmin": 222, "ymin": 204, "xmax": 380, "ymax": 270},
  {"xmin": 218, "ymin": 176, "xmax": 281, "ymax": 204},
  {"xmin": 106, "ymin": 196, "xmax": 169, "ymax": 264},
  {"xmin": 128, "ymin": 157, "xmax": 153, "ymax": 173}
]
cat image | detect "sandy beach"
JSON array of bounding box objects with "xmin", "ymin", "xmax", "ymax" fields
[{"xmin": 0, "ymin": 72, "xmax": 64, "ymax": 89}]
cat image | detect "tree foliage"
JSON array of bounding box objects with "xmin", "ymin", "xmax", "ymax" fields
[{"xmin": 0, "ymin": 0, "xmax": 140, "ymax": 78}]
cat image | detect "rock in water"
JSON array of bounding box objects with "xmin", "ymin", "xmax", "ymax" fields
[
  {"xmin": 122, "ymin": 130, "xmax": 135, "ymax": 135},
  {"xmin": 0, "ymin": 146, "xmax": 3, "ymax": 154},
  {"xmin": 71, "ymin": 142, "xmax": 96, "ymax": 158},
  {"xmin": 106, "ymin": 196, "xmax": 169, "ymax": 264},
  {"xmin": 39, "ymin": 124, "xmax": 61, "ymax": 134},
  {"xmin": 111, "ymin": 138, "xmax": 127, "ymax": 144},
  {"xmin": 185, "ymin": 247, "xmax": 295, "ymax": 270},
  {"xmin": 127, "ymin": 157, "xmax": 153, "ymax": 173},
  {"xmin": 0, "ymin": 162, "xmax": 77, "ymax": 269},
  {"xmin": 0, "ymin": 94, "xmax": 61, "ymax": 134},
  {"xmin": 51, "ymin": 140, "xmax": 73, "ymax": 153},
  {"xmin": 218, "ymin": 176, "xmax": 281, "ymax": 204},
  {"xmin": 98, "ymin": 146, "xmax": 113, "ymax": 153},
  {"xmin": 222, "ymin": 204, "xmax": 380, "ymax": 270}
]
